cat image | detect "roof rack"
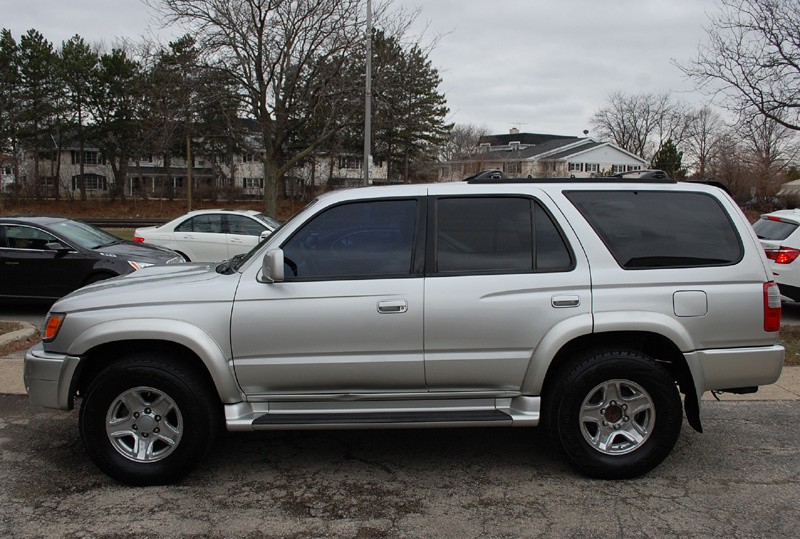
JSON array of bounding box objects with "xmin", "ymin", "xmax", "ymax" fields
[{"xmin": 465, "ymin": 169, "xmax": 677, "ymax": 185}]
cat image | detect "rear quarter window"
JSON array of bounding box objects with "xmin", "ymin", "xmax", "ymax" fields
[{"xmin": 565, "ymin": 190, "xmax": 743, "ymax": 269}]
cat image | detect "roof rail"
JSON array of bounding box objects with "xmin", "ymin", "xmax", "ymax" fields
[
  {"xmin": 611, "ymin": 169, "xmax": 672, "ymax": 181},
  {"xmin": 462, "ymin": 169, "xmax": 508, "ymax": 181},
  {"xmin": 466, "ymin": 169, "xmax": 677, "ymax": 185}
]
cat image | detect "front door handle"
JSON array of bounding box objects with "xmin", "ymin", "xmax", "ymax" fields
[{"xmin": 377, "ymin": 300, "xmax": 408, "ymax": 314}]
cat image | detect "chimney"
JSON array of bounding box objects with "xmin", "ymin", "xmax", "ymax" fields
[{"xmin": 510, "ymin": 127, "xmax": 519, "ymax": 135}]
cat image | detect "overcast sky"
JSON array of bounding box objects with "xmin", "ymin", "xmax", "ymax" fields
[{"xmin": 1, "ymin": 0, "xmax": 717, "ymax": 138}]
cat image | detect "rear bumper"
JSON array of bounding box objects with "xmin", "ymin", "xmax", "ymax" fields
[
  {"xmin": 686, "ymin": 345, "xmax": 784, "ymax": 395},
  {"xmin": 23, "ymin": 343, "xmax": 81, "ymax": 410}
]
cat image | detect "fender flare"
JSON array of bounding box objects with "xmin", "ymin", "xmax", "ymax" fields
[{"xmin": 67, "ymin": 318, "xmax": 244, "ymax": 403}]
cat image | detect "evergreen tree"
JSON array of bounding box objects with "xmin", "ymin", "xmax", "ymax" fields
[
  {"xmin": 0, "ymin": 29, "xmax": 20, "ymax": 203},
  {"xmin": 652, "ymin": 139, "xmax": 684, "ymax": 179},
  {"xmin": 59, "ymin": 35, "xmax": 99, "ymax": 200},
  {"xmin": 88, "ymin": 48, "xmax": 144, "ymax": 201},
  {"xmin": 17, "ymin": 29, "xmax": 59, "ymax": 198}
]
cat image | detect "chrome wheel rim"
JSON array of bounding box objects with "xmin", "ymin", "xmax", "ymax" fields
[
  {"xmin": 105, "ymin": 386, "xmax": 183, "ymax": 463},
  {"xmin": 579, "ymin": 379, "xmax": 655, "ymax": 455}
]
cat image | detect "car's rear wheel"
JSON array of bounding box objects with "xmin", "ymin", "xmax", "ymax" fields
[
  {"xmin": 545, "ymin": 349, "xmax": 682, "ymax": 479},
  {"xmin": 79, "ymin": 353, "xmax": 220, "ymax": 485}
]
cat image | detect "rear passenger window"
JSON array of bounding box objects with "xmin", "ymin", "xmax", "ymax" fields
[
  {"xmin": 566, "ymin": 190, "xmax": 743, "ymax": 269},
  {"xmin": 435, "ymin": 197, "xmax": 573, "ymax": 273}
]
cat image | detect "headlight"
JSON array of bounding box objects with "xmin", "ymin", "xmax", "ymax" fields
[{"xmin": 127, "ymin": 261, "xmax": 154, "ymax": 271}]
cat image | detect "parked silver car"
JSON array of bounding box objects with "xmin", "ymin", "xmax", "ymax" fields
[{"xmin": 24, "ymin": 173, "xmax": 784, "ymax": 485}]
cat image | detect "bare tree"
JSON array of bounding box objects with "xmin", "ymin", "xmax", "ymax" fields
[
  {"xmin": 439, "ymin": 123, "xmax": 489, "ymax": 162},
  {"xmin": 740, "ymin": 114, "xmax": 799, "ymax": 199},
  {"xmin": 681, "ymin": 0, "xmax": 799, "ymax": 131},
  {"xmin": 152, "ymin": 0, "xmax": 373, "ymax": 218},
  {"xmin": 589, "ymin": 91, "xmax": 690, "ymax": 162},
  {"xmin": 684, "ymin": 106, "xmax": 725, "ymax": 179}
]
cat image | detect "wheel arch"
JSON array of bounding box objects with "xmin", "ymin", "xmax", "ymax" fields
[
  {"xmin": 67, "ymin": 320, "xmax": 244, "ymax": 405},
  {"xmin": 533, "ymin": 330, "xmax": 702, "ymax": 433}
]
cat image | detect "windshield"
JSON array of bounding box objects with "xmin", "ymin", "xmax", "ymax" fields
[
  {"xmin": 50, "ymin": 219, "xmax": 121, "ymax": 249},
  {"xmin": 253, "ymin": 213, "xmax": 281, "ymax": 230}
]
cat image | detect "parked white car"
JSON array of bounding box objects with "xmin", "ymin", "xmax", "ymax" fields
[
  {"xmin": 134, "ymin": 209, "xmax": 279, "ymax": 262},
  {"xmin": 753, "ymin": 209, "xmax": 800, "ymax": 301}
]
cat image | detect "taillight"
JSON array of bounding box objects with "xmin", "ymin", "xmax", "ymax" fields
[
  {"xmin": 765, "ymin": 246, "xmax": 800, "ymax": 264},
  {"xmin": 763, "ymin": 282, "xmax": 782, "ymax": 332},
  {"xmin": 133, "ymin": 236, "xmax": 144, "ymax": 243}
]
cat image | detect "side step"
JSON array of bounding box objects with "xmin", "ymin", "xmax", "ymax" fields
[{"xmin": 253, "ymin": 409, "xmax": 511, "ymax": 427}]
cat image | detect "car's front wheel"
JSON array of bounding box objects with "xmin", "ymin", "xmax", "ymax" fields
[
  {"xmin": 79, "ymin": 353, "xmax": 220, "ymax": 485},
  {"xmin": 545, "ymin": 349, "xmax": 682, "ymax": 479}
]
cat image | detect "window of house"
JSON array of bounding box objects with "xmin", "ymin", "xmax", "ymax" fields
[
  {"xmin": 243, "ymin": 178, "xmax": 264, "ymax": 189},
  {"xmin": 71, "ymin": 174, "xmax": 107, "ymax": 191},
  {"xmin": 626, "ymin": 165, "xmax": 641, "ymax": 172},
  {"xmin": 337, "ymin": 156, "xmax": 362, "ymax": 170},
  {"xmin": 282, "ymin": 199, "xmax": 418, "ymax": 279},
  {"xmin": 435, "ymin": 197, "xmax": 573, "ymax": 273},
  {"xmin": 585, "ymin": 163, "xmax": 599, "ymax": 173},
  {"xmin": 612, "ymin": 165, "xmax": 626, "ymax": 174},
  {"xmin": 568, "ymin": 162, "xmax": 583, "ymax": 172},
  {"xmin": 71, "ymin": 151, "xmax": 102, "ymax": 165},
  {"xmin": 504, "ymin": 162, "xmax": 522, "ymax": 174},
  {"xmin": 242, "ymin": 154, "xmax": 255, "ymax": 163}
]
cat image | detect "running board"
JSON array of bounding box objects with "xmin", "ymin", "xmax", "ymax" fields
[
  {"xmin": 225, "ymin": 396, "xmax": 541, "ymax": 431},
  {"xmin": 253, "ymin": 409, "xmax": 510, "ymax": 427}
]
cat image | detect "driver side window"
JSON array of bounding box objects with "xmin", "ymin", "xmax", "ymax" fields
[{"xmin": 282, "ymin": 199, "xmax": 418, "ymax": 279}]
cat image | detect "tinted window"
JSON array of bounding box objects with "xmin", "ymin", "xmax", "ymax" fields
[
  {"xmin": 566, "ymin": 190, "xmax": 743, "ymax": 269},
  {"xmin": 753, "ymin": 217, "xmax": 798, "ymax": 241},
  {"xmin": 2, "ymin": 225, "xmax": 58, "ymax": 250},
  {"xmin": 225, "ymin": 215, "xmax": 264, "ymax": 236},
  {"xmin": 282, "ymin": 199, "xmax": 418, "ymax": 279},
  {"xmin": 176, "ymin": 214, "xmax": 223, "ymax": 233},
  {"xmin": 436, "ymin": 197, "xmax": 572, "ymax": 273}
]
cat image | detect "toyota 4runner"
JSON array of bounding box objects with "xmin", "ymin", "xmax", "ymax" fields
[{"xmin": 24, "ymin": 172, "xmax": 785, "ymax": 485}]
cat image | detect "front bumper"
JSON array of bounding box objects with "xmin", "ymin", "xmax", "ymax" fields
[{"xmin": 23, "ymin": 343, "xmax": 81, "ymax": 410}]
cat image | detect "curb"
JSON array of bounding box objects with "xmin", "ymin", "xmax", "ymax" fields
[{"xmin": 0, "ymin": 322, "xmax": 37, "ymax": 348}]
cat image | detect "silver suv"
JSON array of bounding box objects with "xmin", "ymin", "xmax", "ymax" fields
[{"xmin": 24, "ymin": 174, "xmax": 785, "ymax": 485}]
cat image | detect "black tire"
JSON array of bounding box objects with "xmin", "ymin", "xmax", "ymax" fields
[
  {"xmin": 544, "ymin": 349, "xmax": 682, "ymax": 479},
  {"xmin": 79, "ymin": 353, "xmax": 221, "ymax": 486}
]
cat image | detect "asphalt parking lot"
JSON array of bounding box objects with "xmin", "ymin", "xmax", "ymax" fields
[{"xmin": 0, "ymin": 394, "xmax": 799, "ymax": 538}]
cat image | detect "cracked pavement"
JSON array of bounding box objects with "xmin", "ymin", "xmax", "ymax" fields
[{"xmin": 0, "ymin": 395, "xmax": 798, "ymax": 538}]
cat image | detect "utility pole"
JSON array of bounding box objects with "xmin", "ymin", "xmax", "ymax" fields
[
  {"xmin": 363, "ymin": 0, "xmax": 372, "ymax": 185},
  {"xmin": 186, "ymin": 135, "xmax": 193, "ymax": 212}
]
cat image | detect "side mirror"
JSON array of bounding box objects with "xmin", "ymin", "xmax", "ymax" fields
[
  {"xmin": 259, "ymin": 230, "xmax": 272, "ymax": 241},
  {"xmin": 259, "ymin": 248, "xmax": 284, "ymax": 283}
]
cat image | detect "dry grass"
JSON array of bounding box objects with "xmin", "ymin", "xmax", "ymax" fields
[{"xmin": 780, "ymin": 325, "xmax": 800, "ymax": 366}]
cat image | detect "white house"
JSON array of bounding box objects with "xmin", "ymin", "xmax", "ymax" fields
[{"xmin": 438, "ymin": 129, "xmax": 648, "ymax": 181}]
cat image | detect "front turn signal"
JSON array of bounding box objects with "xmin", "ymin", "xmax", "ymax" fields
[{"xmin": 43, "ymin": 313, "xmax": 66, "ymax": 342}]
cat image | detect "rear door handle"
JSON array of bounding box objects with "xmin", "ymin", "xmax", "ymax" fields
[
  {"xmin": 552, "ymin": 295, "xmax": 580, "ymax": 308},
  {"xmin": 377, "ymin": 300, "xmax": 408, "ymax": 314}
]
